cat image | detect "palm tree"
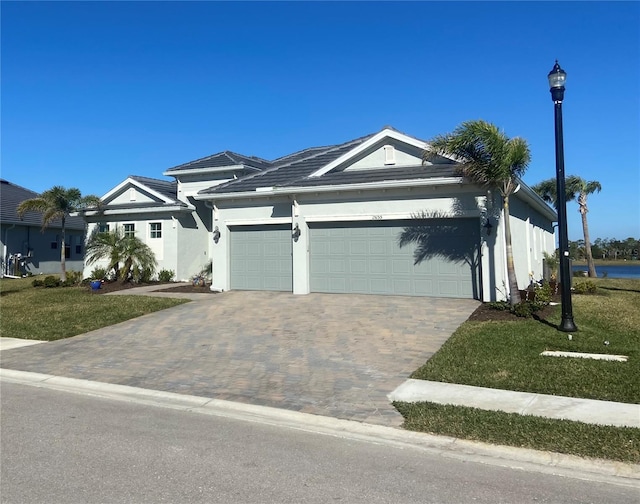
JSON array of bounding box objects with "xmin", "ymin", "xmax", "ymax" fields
[
  {"xmin": 85, "ymin": 226, "xmax": 156, "ymax": 283},
  {"xmin": 424, "ymin": 120, "xmax": 531, "ymax": 305},
  {"xmin": 532, "ymin": 176, "xmax": 601, "ymax": 277},
  {"xmin": 16, "ymin": 186, "xmax": 100, "ymax": 282}
]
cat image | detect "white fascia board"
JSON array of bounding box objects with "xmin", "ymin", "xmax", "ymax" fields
[
  {"xmin": 224, "ymin": 217, "xmax": 292, "ymax": 226},
  {"xmin": 515, "ymin": 180, "xmax": 558, "ymax": 221},
  {"xmin": 82, "ymin": 205, "xmax": 194, "ymax": 217},
  {"xmin": 309, "ymin": 129, "xmax": 447, "ymax": 178},
  {"xmin": 162, "ymin": 165, "xmax": 259, "ymax": 177},
  {"xmin": 101, "ymin": 177, "xmax": 174, "ymax": 204},
  {"xmin": 194, "ymin": 177, "xmax": 464, "ymax": 201}
]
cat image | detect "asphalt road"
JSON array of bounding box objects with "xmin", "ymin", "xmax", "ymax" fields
[{"xmin": 1, "ymin": 382, "xmax": 637, "ymax": 504}]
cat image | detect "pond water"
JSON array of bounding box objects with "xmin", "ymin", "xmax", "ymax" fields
[{"xmin": 572, "ymin": 264, "xmax": 640, "ymax": 279}]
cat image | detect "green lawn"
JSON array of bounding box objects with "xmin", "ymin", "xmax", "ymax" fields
[
  {"xmin": 396, "ymin": 278, "xmax": 640, "ymax": 462},
  {"xmin": 0, "ymin": 277, "xmax": 188, "ymax": 341}
]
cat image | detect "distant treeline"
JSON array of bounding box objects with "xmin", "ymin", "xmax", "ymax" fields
[{"xmin": 569, "ymin": 237, "xmax": 639, "ymax": 261}]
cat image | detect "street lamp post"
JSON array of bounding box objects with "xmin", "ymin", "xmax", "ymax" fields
[{"xmin": 548, "ymin": 60, "xmax": 577, "ymax": 332}]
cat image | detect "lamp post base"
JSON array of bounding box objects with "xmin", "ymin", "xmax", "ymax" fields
[{"xmin": 559, "ymin": 317, "xmax": 578, "ymax": 333}]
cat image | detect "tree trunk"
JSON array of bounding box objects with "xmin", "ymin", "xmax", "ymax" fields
[
  {"xmin": 579, "ymin": 194, "xmax": 597, "ymax": 278},
  {"xmin": 502, "ymin": 196, "xmax": 521, "ymax": 305},
  {"xmin": 60, "ymin": 217, "xmax": 67, "ymax": 282}
]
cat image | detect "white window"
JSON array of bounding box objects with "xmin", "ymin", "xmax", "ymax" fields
[
  {"xmin": 150, "ymin": 222, "xmax": 162, "ymax": 239},
  {"xmin": 123, "ymin": 223, "xmax": 135, "ymax": 238},
  {"xmin": 98, "ymin": 223, "xmax": 110, "ymax": 233}
]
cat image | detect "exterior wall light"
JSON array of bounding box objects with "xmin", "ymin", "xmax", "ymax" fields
[
  {"xmin": 292, "ymin": 223, "xmax": 301, "ymax": 242},
  {"xmin": 483, "ymin": 219, "xmax": 493, "ymax": 235},
  {"xmin": 212, "ymin": 226, "xmax": 221, "ymax": 244}
]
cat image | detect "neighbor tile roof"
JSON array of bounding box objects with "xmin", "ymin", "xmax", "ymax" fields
[{"xmin": 0, "ymin": 179, "xmax": 86, "ymax": 230}]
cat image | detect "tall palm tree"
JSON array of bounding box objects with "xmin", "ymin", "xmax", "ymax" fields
[
  {"xmin": 424, "ymin": 120, "xmax": 531, "ymax": 305},
  {"xmin": 16, "ymin": 186, "xmax": 100, "ymax": 282},
  {"xmin": 85, "ymin": 226, "xmax": 156, "ymax": 283},
  {"xmin": 533, "ymin": 176, "xmax": 601, "ymax": 277}
]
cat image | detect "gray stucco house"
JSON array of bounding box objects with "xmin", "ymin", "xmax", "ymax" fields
[
  {"xmin": 0, "ymin": 179, "xmax": 87, "ymax": 277},
  {"xmin": 82, "ymin": 127, "xmax": 557, "ymax": 301}
]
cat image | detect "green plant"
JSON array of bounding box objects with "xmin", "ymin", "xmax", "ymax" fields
[
  {"xmin": 32, "ymin": 278, "xmax": 44, "ymax": 287},
  {"xmin": 43, "ymin": 276, "xmax": 61, "ymax": 288},
  {"xmin": 90, "ymin": 266, "xmax": 108, "ymax": 280},
  {"xmin": 64, "ymin": 271, "xmax": 83, "ymax": 286},
  {"xmin": 488, "ymin": 301, "xmax": 510, "ymax": 311},
  {"xmin": 511, "ymin": 301, "xmax": 535, "ymax": 318},
  {"xmin": 573, "ymin": 280, "xmax": 597, "ymax": 294},
  {"xmin": 158, "ymin": 269, "xmax": 175, "ymax": 282},
  {"xmin": 542, "ymin": 251, "xmax": 559, "ymax": 281},
  {"xmin": 133, "ymin": 265, "xmax": 154, "ymax": 283}
]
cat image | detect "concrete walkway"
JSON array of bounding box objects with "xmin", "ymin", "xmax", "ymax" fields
[{"xmin": 389, "ymin": 379, "xmax": 640, "ymax": 429}]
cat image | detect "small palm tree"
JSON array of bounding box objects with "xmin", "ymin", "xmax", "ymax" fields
[
  {"xmin": 16, "ymin": 186, "xmax": 100, "ymax": 282},
  {"xmin": 424, "ymin": 120, "xmax": 531, "ymax": 305},
  {"xmin": 533, "ymin": 176, "xmax": 601, "ymax": 277},
  {"xmin": 85, "ymin": 226, "xmax": 156, "ymax": 283}
]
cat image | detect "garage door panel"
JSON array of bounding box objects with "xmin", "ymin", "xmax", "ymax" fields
[
  {"xmin": 309, "ymin": 219, "xmax": 480, "ymax": 299},
  {"xmin": 230, "ymin": 225, "xmax": 292, "ymax": 292}
]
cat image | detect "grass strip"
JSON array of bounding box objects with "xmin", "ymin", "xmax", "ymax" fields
[
  {"xmin": 0, "ymin": 278, "xmax": 188, "ymax": 341},
  {"xmin": 410, "ymin": 278, "xmax": 640, "ymax": 404},
  {"xmin": 394, "ymin": 401, "xmax": 640, "ymax": 463}
]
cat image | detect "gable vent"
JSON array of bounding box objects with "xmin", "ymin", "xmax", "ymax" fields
[
  {"xmin": 384, "ymin": 145, "xmax": 396, "ymax": 165},
  {"xmin": 129, "ymin": 188, "xmax": 137, "ymax": 201}
]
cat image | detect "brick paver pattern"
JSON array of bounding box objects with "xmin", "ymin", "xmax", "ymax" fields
[{"xmin": 1, "ymin": 290, "xmax": 478, "ymax": 426}]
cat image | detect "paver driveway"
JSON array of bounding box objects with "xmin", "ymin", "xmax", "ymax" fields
[{"xmin": 0, "ymin": 291, "xmax": 479, "ymax": 426}]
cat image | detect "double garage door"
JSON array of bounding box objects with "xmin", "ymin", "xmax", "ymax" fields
[{"xmin": 230, "ymin": 219, "xmax": 480, "ymax": 298}]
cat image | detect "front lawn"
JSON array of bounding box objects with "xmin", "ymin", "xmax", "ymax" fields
[
  {"xmin": 396, "ymin": 278, "xmax": 640, "ymax": 462},
  {"xmin": 0, "ymin": 277, "xmax": 189, "ymax": 341}
]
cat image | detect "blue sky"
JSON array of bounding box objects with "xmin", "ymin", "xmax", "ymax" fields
[{"xmin": 2, "ymin": 1, "xmax": 638, "ymax": 241}]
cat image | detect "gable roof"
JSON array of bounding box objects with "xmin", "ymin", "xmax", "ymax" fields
[
  {"xmin": 101, "ymin": 175, "xmax": 180, "ymax": 205},
  {"xmin": 0, "ymin": 179, "xmax": 86, "ymax": 230},
  {"xmin": 164, "ymin": 150, "xmax": 272, "ymax": 174},
  {"xmin": 197, "ymin": 131, "xmax": 379, "ymax": 196}
]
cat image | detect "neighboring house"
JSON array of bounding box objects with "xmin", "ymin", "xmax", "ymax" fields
[
  {"xmin": 82, "ymin": 127, "xmax": 557, "ymax": 301},
  {"xmin": 0, "ymin": 179, "xmax": 87, "ymax": 277}
]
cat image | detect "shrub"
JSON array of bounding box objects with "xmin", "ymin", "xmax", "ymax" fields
[
  {"xmin": 512, "ymin": 302, "xmax": 535, "ymax": 318},
  {"xmin": 64, "ymin": 271, "xmax": 83, "ymax": 286},
  {"xmin": 488, "ymin": 301, "xmax": 510, "ymax": 311},
  {"xmin": 531, "ymin": 282, "xmax": 553, "ymax": 310},
  {"xmin": 32, "ymin": 278, "xmax": 44, "ymax": 287},
  {"xmin": 90, "ymin": 266, "xmax": 108, "ymax": 280},
  {"xmin": 133, "ymin": 266, "xmax": 154, "ymax": 284},
  {"xmin": 43, "ymin": 276, "xmax": 61, "ymax": 288},
  {"xmin": 158, "ymin": 269, "xmax": 175, "ymax": 282},
  {"xmin": 574, "ymin": 280, "xmax": 597, "ymax": 295}
]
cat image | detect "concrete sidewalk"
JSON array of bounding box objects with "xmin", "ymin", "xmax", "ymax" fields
[{"xmin": 389, "ymin": 379, "xmax": 640, "ymax": 428}]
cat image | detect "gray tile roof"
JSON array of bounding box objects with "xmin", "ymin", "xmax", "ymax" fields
[
  {"xmin": 129, "ymin": 175, "xmax": 180, "ymax": 204},
  {"xmin": 0, "ymin": 179, "xmax": 86, "ymax": 230},
  {"xmin": 199, "ymin": 132, "xmax": 378, "ymax": 195},
  {"xmin": 165, "ymin": 150, "xmax": 272, "ymax": 173}
]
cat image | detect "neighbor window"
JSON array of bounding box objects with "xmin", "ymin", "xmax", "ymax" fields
[
  {"xmin": 150, "ymin": 222, "xmax": 162, "ymax": 239},
  {"xmin": 123, "ymin": 223, "xmax": 135, "ymax": 238},
  {"xmin": 98, "ymin": 223, "xmax": 110, "ymax": 233}
]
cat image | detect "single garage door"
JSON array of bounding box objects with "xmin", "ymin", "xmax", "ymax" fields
[
  {"xmin": 309, "ymin": 219, "xmax": 480, "ymax": 298},
  {"xmin": 230, "ymin": 224, "xmax": 292, "ymax": 291}
]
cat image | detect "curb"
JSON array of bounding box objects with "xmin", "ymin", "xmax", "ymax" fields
[{"xmin": 1, "ymin": 368, "xmax": 638, "ymax": 487}]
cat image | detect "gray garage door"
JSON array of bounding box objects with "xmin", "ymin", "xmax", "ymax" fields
[
  {"xmin": 309, "ymin": 219, "xmax": 481, "ymax": 299},
  {"xmin": 230, "ymin": 224, "xmax": 292, "ymax": 291}
]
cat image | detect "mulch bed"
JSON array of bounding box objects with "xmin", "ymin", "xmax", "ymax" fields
[{"xmin": 89, "ymin": 281, "xmax": 216, "ymax": 294}]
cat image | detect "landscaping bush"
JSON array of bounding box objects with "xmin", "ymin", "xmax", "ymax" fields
[
  {"xmin": 512, "ymin": 301, "xmax": 535, "ymax": 318},
  {"xmin": 90, "ymin": 266, "xmax": 108, "ymax": 280},
  {"xmin": 133, "ymin": 266, "xmax": 154, "ymax": 284},
  {"xmin": 32, "ymin": 278, "xmax": 44, "ymax": 287},
  {"xmin": 573, "ymin": 279, "xmax": 597, "ymax": 295},
  {"xmin": 158, "ymin": 269, "xmax": 175, "ymax": 282},
  {"xmin": 43, "ymin": 276, "xmax": 61, "ymax": 288},
  {"xmin": 63, "ymin": 271, "xmax": 83, "ymax": 286}
]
